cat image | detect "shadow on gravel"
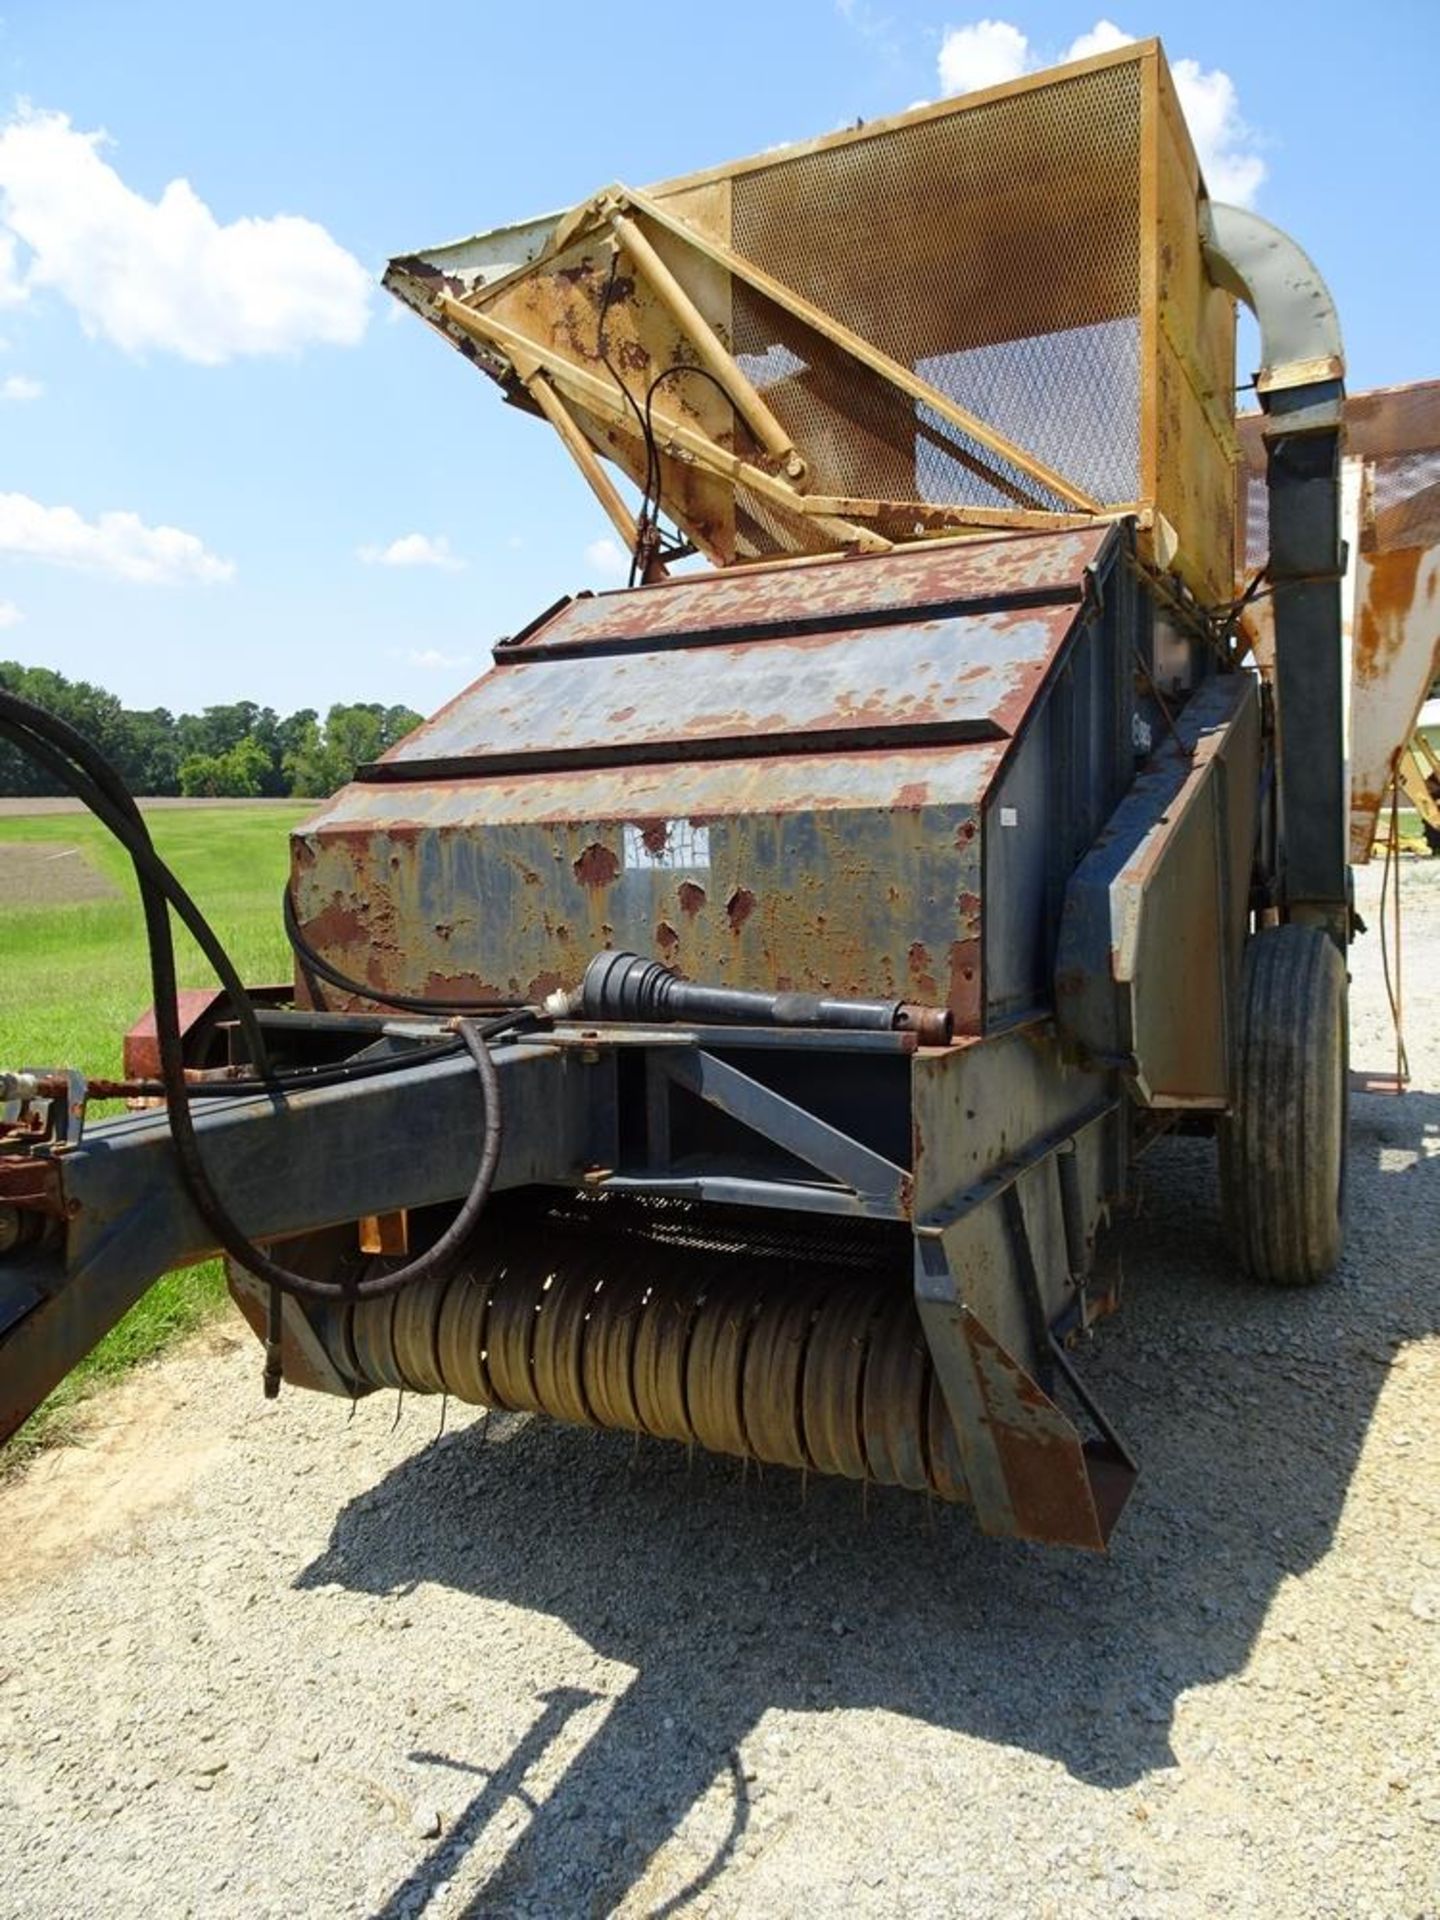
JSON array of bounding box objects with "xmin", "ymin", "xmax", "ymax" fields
[{"xmin": 297, "ymin": 1089, "xmax": 1440, "ymax": 1919}]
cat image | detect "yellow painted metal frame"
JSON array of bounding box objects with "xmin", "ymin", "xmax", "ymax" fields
[{"xmin": 394, "ymin": 40, "xmax": 1236, "ymax": 596}]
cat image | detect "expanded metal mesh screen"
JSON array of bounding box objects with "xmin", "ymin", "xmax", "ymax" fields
[
  {"xmin": 1240, "ymin": 470, "xmax": 1269, "ymax": 572},
  {"xmin": 1370, "ymin": 448, "xmax": 1440, "ymax": 552},
  {"xmin": 1237, "ymin": 391, "xmax": 1440, "ymax": 567},
  {"xmin": 727, "ymin": 60, "xmax": 1143, "ymax": 546}
]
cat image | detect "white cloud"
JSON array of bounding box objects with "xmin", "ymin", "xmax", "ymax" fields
[
  {"xmin": 0, "ymin": 232, "xmax": 24, "ymax": 307},
  {"xmin": 0, "ymin": 492, "xmax": 234, "ymax": 584},
  {"xmin": 1, "ymin": 373, "xmax": 41, "ymax": 401},
  {"xmin": 1168, "ymin": 55, "xmax": 1265, "ymax": 206},
  {"xmin": 937, "ymin": 19, "xmax": 1028, "ymax": 93},
  {"xmin": 0, "ymin": 600, "xmax": 22, "ymax": 628},
  {"xmin": 404, "ymin": 647, "xmax": 472, "ymax": 671},
  {"xmin": 0, "ymin": 105, "xmax": 371, "ymax": 363},
  {"xmin": 358, "ymin": 532, "xmax": 465, "ymax": 571},
  {"xmin": 1064, "ymin": 17, "xmax": 1131, "ymax": 61},
  {"xmin": 935, "ymin": 19, "xmax": 1265, "ymax": 206},
  {"xmin": 584, "ymin": 536, "xmax": 630, "ymax": 581}
]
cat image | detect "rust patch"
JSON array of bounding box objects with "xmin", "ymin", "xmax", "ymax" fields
[
  {"xmin": 525, "ymin": 969, "xmax": 567, "ymax": 1001},
  {"xmin": 957, "ymin": 890, "xmax": 983, "ymax": 939},
  {"xmin": 907, "ymin": 941, "xmax": 939, "ymax": 1001},
  {"xmin": 1354, "ymin": 546, "xmax": 1423, "ymax": 683},
  {"xmin": 726, "ymin": 887, "xmax": 756, "ymax": 931},
  {"xmin": 955, "ymin": 818, "xmax": 978, "ymax": 847},
  {"xmin": 637, "ymin": 819, "xmax": 669, "ymax": 855},
  {"xmin": 423, "ymin": 970, "xmax": 508, "ymax": 1002},
  {"xmin": 655, "ymin": 921, "xmax": 680, "ymax": 956},
  {"xmin": 298, "ymin": 896, "xmax": 367, "ymax": 948},
  {"xmin": 894, "ymin": 782, "xmax": 929, "ymax": 808},
  {"xmin": 610, "ymin": 706, "xmax": 637, "ymax": 725},
  {"xmin": 947, "ymin": 938, "xmax": 982, "ymax": 1032},
  {"xmin": 677, "ymin": 880, "xmax": 707, "ymax": 917},
  {"xmin": 572, "ymin": 842, "xmax": 620, "ymax": 888}
]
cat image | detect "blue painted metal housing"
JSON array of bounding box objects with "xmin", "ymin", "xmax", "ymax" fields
[{"xmin": 294, "ymin": 525, "xmax": 1131, "ymax": 1037}]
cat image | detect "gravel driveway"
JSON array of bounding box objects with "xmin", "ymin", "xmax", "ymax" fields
[{"xmin": 2, "ymin": 860, "xmax": 1437, "ymax": 1920}]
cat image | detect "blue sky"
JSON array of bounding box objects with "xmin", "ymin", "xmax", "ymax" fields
[{"xmin": 0, "ymin": 0, "xmax": 1434, "ymax": 715}]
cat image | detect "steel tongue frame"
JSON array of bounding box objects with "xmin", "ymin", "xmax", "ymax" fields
[{"xmin": 0, "ymin": 993, "xmax": 1136, "ymax": 1548}]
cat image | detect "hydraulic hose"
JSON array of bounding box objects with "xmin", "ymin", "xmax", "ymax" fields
[
  {"xmin": 281, "ymin": 885, "xmax": 527, "ymax": 1016},
  {"xmin": 0, "ymin": 705, "xmax": 273, "ymax": 1075},
  {"xmin": 0, "ymin": 692, "xmax": 510, "ymax": 1303}
]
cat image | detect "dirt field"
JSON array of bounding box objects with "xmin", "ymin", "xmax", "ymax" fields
[
  {"xmin": 0, "ymin": 797, "xmax": 306, "ymax": 816},
  {"xmin": 0, "ymin": 840, "xmax": 119, "ymax": 905},
  {"xmin": 0, "ymin": 859, "xmax": 1436, "ymax": 1920}
]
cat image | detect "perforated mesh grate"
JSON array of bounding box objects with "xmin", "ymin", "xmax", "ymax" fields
[
  {"xmin": 729, "ymin": 62, "xmax": 1143, "ymax": 516},
  {"xmin": 1241, "ymin": 470, "xmax": 1269, "ymax": 571},
  {"xmin": 1236, "ymin": 407, "xmax": 1440, "ymax": 569},
  {"xmin": 1371, "ymin": 448, "xmax": 1440, "ymax": 552}
]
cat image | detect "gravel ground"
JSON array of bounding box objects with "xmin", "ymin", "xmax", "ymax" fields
[{"xmin": 1, "ymin": 859, "xmax": 1437, "ymax": 1920}]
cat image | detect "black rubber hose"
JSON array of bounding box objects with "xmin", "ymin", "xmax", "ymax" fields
[
  {"xmin": 1, "ymin": 713, "xmax": 473, "ymax": 1098},
  {"xmin": 282, "ymin": 885, "xmax": 527, "ymax": 1015},
  {"xmin": 0, "ymin": 700, "xmax": 273, "ymax": 1075},
  {"xmin": 2, "ymin": 695, "xmax": 510, "ymax": 1301},
  {"xmin": 151, "ymin": 979, "xmax": 507, "ymax": 1304}
]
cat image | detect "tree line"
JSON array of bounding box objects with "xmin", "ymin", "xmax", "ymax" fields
[{"xmin": 0, "ymin": 661, "xmax": 424, "ymax": 799}]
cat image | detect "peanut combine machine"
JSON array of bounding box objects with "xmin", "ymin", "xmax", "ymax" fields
[{"xmin": 1, "ymin": 42, "xmax": 1375, "ymax": 1548}]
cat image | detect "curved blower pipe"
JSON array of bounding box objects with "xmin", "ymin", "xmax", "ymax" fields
[
  {"xmin": 1202, "ymin": 201, "xmax": 1348, "ymax": 942},
  {"xmin": 547, "ymin": 950, "xmax": 953, "ymax": 1046}
]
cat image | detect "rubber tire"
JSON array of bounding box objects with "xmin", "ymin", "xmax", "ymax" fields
[
  {"xmin": 1424, "ymin": 818, "xmax": 1440, "ymax": 857},
  {"xmin": 1220, "ymin": 924, "xmax": 1348, "ymax": 1285}
]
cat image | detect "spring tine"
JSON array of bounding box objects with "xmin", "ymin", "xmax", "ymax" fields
[{"xmin": 331, "ymin": 1223, "xmax": 970, "ymax": 1509}]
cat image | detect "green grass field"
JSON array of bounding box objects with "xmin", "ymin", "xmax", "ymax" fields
[{"xmin": 1, "ymin": 801, "xmax": 310, "ymax": 1461}]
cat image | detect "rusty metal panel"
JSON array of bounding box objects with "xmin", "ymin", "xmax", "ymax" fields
[
  {"xmin": 377, "ymin": 529, "xmax": 1108, "ymax": 778},
  {"xmin": 308, "ymin": 530, "xmax": 1108, "ymax": 1027},
  {"xmin": 382, "ymin": 605, "xmax": 1083, "ymax": 772},
  {"xmin": 1055, "ymin": 673, "xmax": 1260, "ymax": 1106},
  {"xmin": 910, "ymin": 1025, "xmax": 1111, "ymax": 1234},
  {"xmin": 504, "ymin": 524, "xmax": 1109, "ymax": 649},
  {"xmin": 295, "ymin": 756, "xmax": 990, "ymax": 1021},
  {"xmin": 1350, "ymin": 543, "xmax": 1440, "ymax": 859},
  {"xmin": 122, "ymin": 988, "xmax": 225, "ymax": 1080}
]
